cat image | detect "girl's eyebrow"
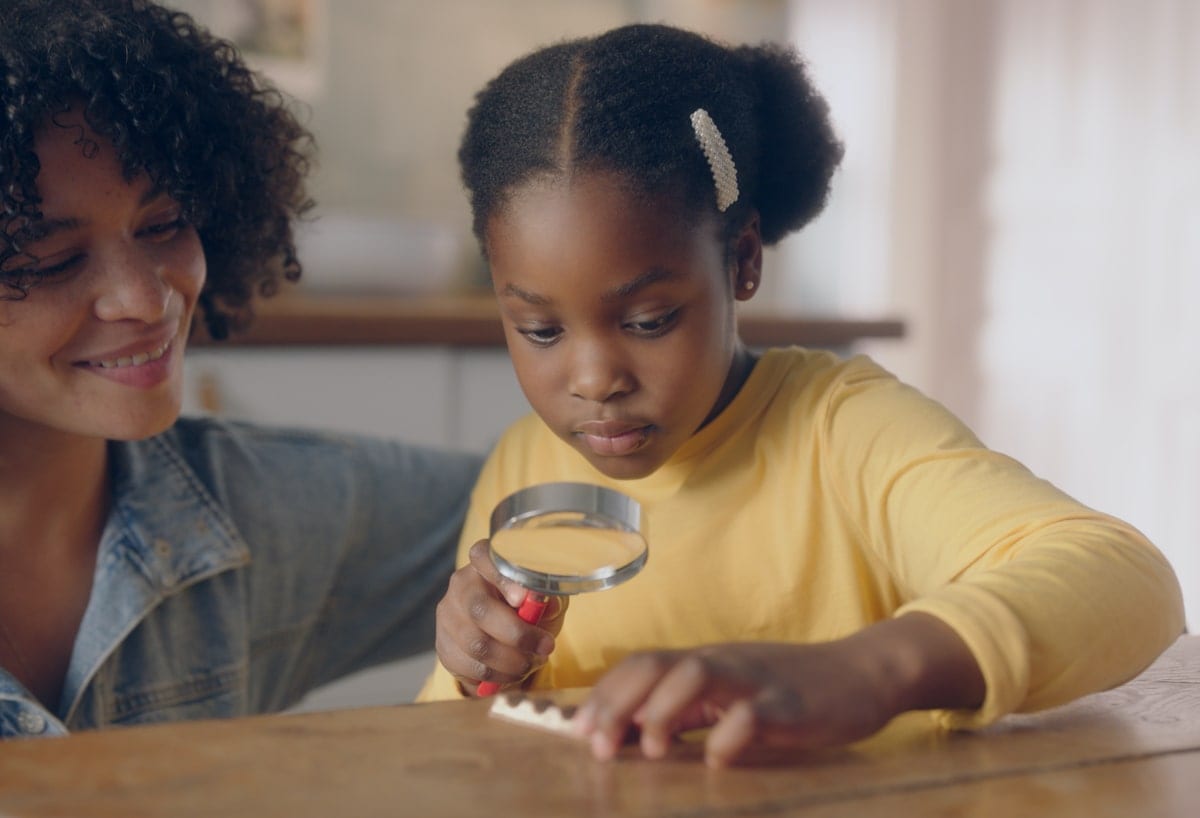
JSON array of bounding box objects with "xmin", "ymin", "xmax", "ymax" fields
[
  {"xmin": 602, "ymin": 267, "xmax": 678, "ymax": 302},
  {"xmin": 499, "ymin": 282, "xmax": 551, "ymax": 305},
  {"xmin": 499, "ymin": 266, "xmax": 680, "ymax": 305}
]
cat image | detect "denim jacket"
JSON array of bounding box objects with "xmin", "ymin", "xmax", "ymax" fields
[{"xmin": 0, "ymin": 417, "xmax": 480, "ymax": 738}]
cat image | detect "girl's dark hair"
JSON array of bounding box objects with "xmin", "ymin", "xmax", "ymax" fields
[
  {"xmin": 460, "ymin": 23, "xmax": 843, "ymax": 251},
  {"xmin": 0, "ymin": 0, "xmax": 314, "ymax": 339}
]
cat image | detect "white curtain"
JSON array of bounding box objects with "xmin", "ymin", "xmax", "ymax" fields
[
  {"xmin": 784, "ymin": 0, "xmax": 1198, "ymax": 628},
  {"xmin": 979, "ymin": 0, "xmax": 1200, "ymax": 628}
]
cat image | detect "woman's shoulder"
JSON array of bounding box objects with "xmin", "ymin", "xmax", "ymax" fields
[
  {"xmin": 162, "ymin": 414, "xmax": 355, "ymax": 448},
  {"xmin": 125, "ymin": 417, "xmax": 478, "ymax": 556},
  {"xmin": 147, "ymin": 416, "xmax": 480, "ymax": 502},
  {"xmin": 161, "ymin": 415, "xmax": 475, "ymax": 462},
  {"xmin": 149, "ymin": 416, "xmax": 361, "ymax": 477}
]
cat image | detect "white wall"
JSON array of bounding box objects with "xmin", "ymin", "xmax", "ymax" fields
[
  {"xmin": 977, "ymin": 0, "xmax": 1200, "ymax": 630},
  {"xmin": 789, "ymin": 0, "xmax": 1198, "ymax": 630}
]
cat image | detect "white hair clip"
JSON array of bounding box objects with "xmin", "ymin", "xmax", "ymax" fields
[{"xmin": 690, "ymin": 108, "xmax": 739, "ymax": 212}]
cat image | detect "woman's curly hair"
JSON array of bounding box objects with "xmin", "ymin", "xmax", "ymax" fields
[{"xmin": 0, "ymin": 0, "xmax": 314, "ymax": 339}]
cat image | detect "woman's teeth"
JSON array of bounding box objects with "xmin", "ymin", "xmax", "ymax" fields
[{"xmin": 94, "ymin": 341, "xmax": 169, "ymax": 369}]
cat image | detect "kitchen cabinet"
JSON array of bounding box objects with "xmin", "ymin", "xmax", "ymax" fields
[{"xmin": 182, "ymin": 346, "xmax": 529, "ymax": 453}]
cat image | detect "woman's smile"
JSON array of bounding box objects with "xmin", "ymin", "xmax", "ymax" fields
[{"xmin": 74, "ymin": 336, "xmax": 180, "ymax": 389}]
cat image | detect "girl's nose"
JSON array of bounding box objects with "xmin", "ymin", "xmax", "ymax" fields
[
  {"xmin": 569, "ymin": 341, "xmax": 636, "ymax": 403},
  {"xmin": 92, "ymin": 247, "xmax": 172, "ymax": 323}
]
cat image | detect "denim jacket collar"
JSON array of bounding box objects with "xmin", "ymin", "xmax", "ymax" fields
[{"xmin": 1, "ymin": 434, "xmax": 252, "ymax": 734}]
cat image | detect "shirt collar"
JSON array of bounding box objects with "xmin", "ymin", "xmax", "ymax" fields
[
  {"xmin": 104, "ymin": 432, "xmax": 251, "ymax": 590},
  {"xmin": 58, "ymin": 430, "xmax": 251, "ymax": 723}
]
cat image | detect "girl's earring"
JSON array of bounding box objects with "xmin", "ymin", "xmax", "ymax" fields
[{"xmin": 742, "ymin": 279, "xmax": 756, "ymax": 292}]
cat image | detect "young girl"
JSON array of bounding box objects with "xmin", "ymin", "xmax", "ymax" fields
[
  {"xmin": 421, "ymin": 23, "xmax": 1184, "ymax": 766},
  {"xmin": 0, "ymin": 0, "xmax": 479, "ymax": 738}
]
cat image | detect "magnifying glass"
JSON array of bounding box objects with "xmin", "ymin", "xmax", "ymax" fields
[{"xmin": 476, "ymin": 482, "xmax": 648, "ymax": 696}]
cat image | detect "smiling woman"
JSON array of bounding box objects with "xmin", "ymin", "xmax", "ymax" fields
[
  {"xmin": 0, "ymin": 0, "xmax": 481, "ymax": 739},
  {"xmin": 0, "ymin": 114, "xmax": 205, "ymax": 440}
]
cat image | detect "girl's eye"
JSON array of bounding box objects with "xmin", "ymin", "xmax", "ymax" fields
[
  {"xmin": 625, "ymin": 308, "xmax": 680, "ymax": 337},
  {"xmin": 516, "ymin": 325, "xmax": 563, "ymax": 347}
]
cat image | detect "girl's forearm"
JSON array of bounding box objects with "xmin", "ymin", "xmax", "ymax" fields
[{"xmin": 848, "ymin": 612, "xmax": 986, "ymax": 716}]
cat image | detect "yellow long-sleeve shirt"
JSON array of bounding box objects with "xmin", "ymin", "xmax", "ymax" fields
[{"xmin": 419, "ymin": 348, "xmax": 1183, "ymax": 728}]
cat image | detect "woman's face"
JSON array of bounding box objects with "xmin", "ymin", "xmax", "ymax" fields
[
  {"xmin": 0, "ymin": 113, "xmax": 206, "ymax": 443},
  {"xmin": 486, "ymin": 170, "xmax": 760, "ymax": 480}
]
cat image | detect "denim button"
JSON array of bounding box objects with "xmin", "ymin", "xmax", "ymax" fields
[{"xmin": 17, "ymin": 708, "xmax": 46, "ymax": 734}]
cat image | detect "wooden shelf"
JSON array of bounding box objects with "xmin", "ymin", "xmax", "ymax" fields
[{"xmin": 194, "ymin": 292, "xmax": 905, "ymax": 349}]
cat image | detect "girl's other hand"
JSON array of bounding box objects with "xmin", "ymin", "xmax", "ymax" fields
[
  {"xmin": 573, "ymin": 614, "xmax": 983, "ymax": 767},
  {"xmin": 434, "ymin": 539, "xmax": 566, "ymax": 695}
]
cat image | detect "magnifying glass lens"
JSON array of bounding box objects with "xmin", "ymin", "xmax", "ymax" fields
[{"xmin": 491, "ymin": 523, "xmax": 645, "ymax": 578}]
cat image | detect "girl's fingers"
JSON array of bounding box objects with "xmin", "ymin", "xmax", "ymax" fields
[
  {"xmin": 437, "ymin": 567, "xmax": 555, "ymax": 689},
  {"xmin": 457, "ymin": 547, "xmax": 556, "ymax": 654},
  {"xmin": 704, "ymin": 698, "xmax": 759, "ymax": 767},
  {"xmin": 465, "ymin": 539, "xmax": 561, "ymax": 649},
  {"xmin": 577, "ymin": 653, "xmax": 680, "ymax": 759},
  {"xmin": 467, "ymin": 539, "xmax": 527, "ymax": 607},
  {"xmin": 577, "ymin": 648, "xmax": 815, "ymax": 765},
  {"xmin": 630, "ymin": 656, "xmax": 714, "ymax": 758},
  {"xmin": 435, "ymin": 602, "xmax": 545, "ymax": 688},
  {"xmin": 706, "ymin": 686, "xmax": 820, "ymax": 766}
]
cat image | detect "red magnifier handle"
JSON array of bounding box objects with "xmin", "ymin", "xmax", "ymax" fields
[{"xmin": 476, "ymin": 591, "xmax": 551, "ymax": 697}]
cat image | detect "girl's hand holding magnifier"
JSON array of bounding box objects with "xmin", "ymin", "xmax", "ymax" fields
[
  {"xmin": 434, "ymin": 540, "xmax": 566, "ymax": 696},
  {"xmin": 434, "ymin": 482, "xmax": 647, "ymax": 696}
]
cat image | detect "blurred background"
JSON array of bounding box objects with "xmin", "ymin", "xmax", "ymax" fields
[{"xmin": 168, "ymin": 0, "xmax": 1199, "ymax": 702}]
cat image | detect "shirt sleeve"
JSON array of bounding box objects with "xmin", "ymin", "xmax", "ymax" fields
[
  {"xmin": 284, "ymin": 437, "xmax": 482, "ymax": 696},
  {"xmin": 0, "ymin": 671, "xmax": 68, "ymax": 739},
  {"xmin": 820, "ymin": 357, "xmax": 1185, "ymax": 728}
]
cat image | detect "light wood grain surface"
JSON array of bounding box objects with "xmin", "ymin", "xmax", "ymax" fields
[{"xmin": 1, "ymin": 636, "xmax": 1195, "ymax": 817}]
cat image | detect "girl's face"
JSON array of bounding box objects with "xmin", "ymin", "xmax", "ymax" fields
[
  {"xmin": 486, "ymin": 171, "xmax": 761, "ymax": 480},
  {"xmin": 0, "ymin": 113, "xmax": 206, "ymax": 443}
]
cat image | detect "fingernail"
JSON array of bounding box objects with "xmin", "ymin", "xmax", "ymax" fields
[
  {"xmin": 591, "ymin": 732, "xmax": 615, "ymax": 760},
  {"xmin": 572, "ymin": 705, "xmax": 594, "ymax": 734},
  {"xmin": 642, "ymin": 733, "xmax": 666, "ymax": 759}
]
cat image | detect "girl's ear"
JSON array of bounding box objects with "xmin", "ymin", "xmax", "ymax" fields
[{"xmin": 731, "ymin": 212, "xmax": 763, "ymax": 302}]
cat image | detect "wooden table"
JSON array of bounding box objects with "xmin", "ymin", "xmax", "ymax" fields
[{"xmin": 1, "ymin": 636, "xmax": 1196, "ymax": 817}]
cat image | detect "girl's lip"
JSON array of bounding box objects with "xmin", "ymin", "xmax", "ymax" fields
[
  {"xmin": 575, "ymin": 420, "xmax": 651, "ymax": 437},
  {"xmin": 576, "ymin": 424, "xmax": 651, "ymax": 457}
]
